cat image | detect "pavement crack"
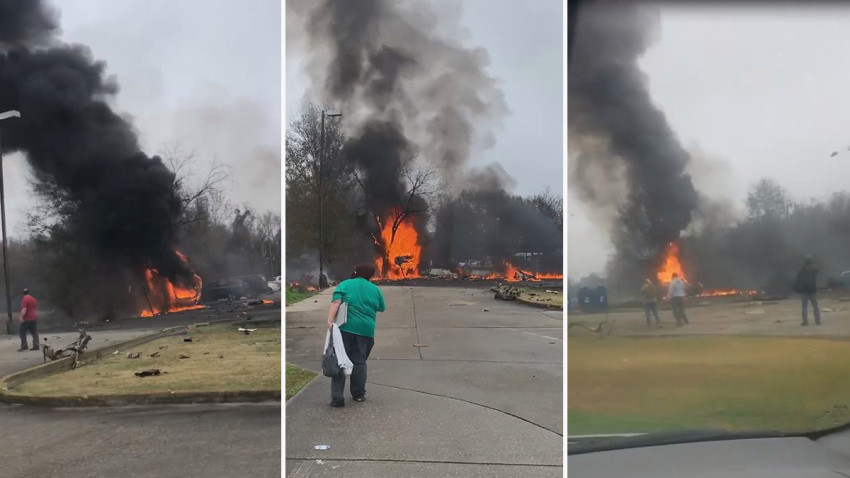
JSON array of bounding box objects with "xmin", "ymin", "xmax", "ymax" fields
[
  {"xmin": 286, "ymin": 457, "xmax": 562, "ymax": 467},
  {"xmin": 370, "ymin": 381, "xmax": 563, "ymax": 437},
  {"xmin": 411, "ymin": 290, "xmax": 422, "ymax": 360}
]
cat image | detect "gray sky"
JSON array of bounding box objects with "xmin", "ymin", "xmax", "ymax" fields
[
  {"xmin": 285, "ymin": 0, "xmax": 563, "ymax": 198},
  {"xmin": 569, "ymin": 4, "xmax": 850, "ymax": 278},
  {"xmin": 4, "ymin": 0, "xmax": 281, "ymax": 238}
]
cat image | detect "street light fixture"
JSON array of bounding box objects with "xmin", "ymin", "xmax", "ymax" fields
[
  {"xmin": 0, "ymin": 110, "xmax": 20, "ymax": 334},
  {"xmin": 319, "ymin": 109, "xmax": 341, "ymax": 289}
]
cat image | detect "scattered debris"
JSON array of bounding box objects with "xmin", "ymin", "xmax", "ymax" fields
[
  {"xmin": 159, "ymin": 345, "xmax": 168, "ymax": 350},
  {"xmin": 183, "ymin": 337, "xmax": 193, "ymax": 343},
  {"xmin": 482, "ymin": 308, "xmax": 490, "ymax": 312},
  {"xmin": 149, "ymin": 352, "xmax": 160, "ymax": 358},
  {"xmin": 823, "ymin": 308, "xmax": 834, "ymax": 312},
  {"xmin": 112, "ymin": 350, "xmax": 119, "ymax": 355},
  {"xmin": 126, "ymin": 352, "xmax": 141, "ymax": 359},
  {"xmin": 314, "ymin": 445, "xmax": 331, "ymax": 451},
  {"xmin": 744, "ymin": 309, "xmax": 765, "ymax": 315},
  {"xmin": 238, "ymin": 327, "xmax": 258, "ymax": 335},
  {"xmin": 413, "ymin": 343, "xmax": 428, "ymax": 348},
  {"xmin": 219, "ymin": 355, "xmax": 224, "ymax": 359},
  {"xmin": 179, "ymin": 354, "xmax": 190, "ymax": 359},
  {"xmin": 135, "ymin": 369, "xmax": 161, "ymax": 378},
  {"xmin": 492, "ymin": 285, "xmax": 520, "ymax": 301},
  {"xmin": 203, "ymin": 352, "xmax": 210, "ymax": 355}
]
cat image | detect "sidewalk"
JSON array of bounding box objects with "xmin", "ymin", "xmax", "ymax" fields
[{"xmin": 285, "ymin": 285, "xmax": 563, "ymax": 477}]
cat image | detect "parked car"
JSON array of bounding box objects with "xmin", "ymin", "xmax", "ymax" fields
[
  {"xmin": 234, "ymin": 275, "xmax": 274, "ymax": 296},
  {"xmin": 268, "ymin": 281, "xmax": 281, "ymax": 292},
  {"xmin": 203, "ymin": 278, "xmax": 250, "ymax": 302}
]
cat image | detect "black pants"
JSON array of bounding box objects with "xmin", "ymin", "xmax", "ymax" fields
[
  {"xmin": 671, "ymin": 297, "xmax": 689, "ymax": 324},
  {"xmin": 644, "ymin": 302, "xmax": 660, "ymax": 326},
  {"xmin": 331, "ymin": 331, "xmax": 375, "ymax": 402},
  {"xmin": 19, "ymin": 320, "xmax": 38, "ymax": 349},
  {"xmin": 801, "ymin": 292, "xmax": 821, "ymax": 325}
]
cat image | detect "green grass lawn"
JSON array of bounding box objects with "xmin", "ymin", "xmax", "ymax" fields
[
  {"xmin": 285, "ymin": 288, "xmax": 319, "ymax": 305},
  {"xmin": 16, "ymin": 324, "xmax": 281, "ymax": 396},
  {"xmin": 285, "ymin": 364, "xmax": 317, "ymax": 400},
  {"xmin": 569, "ymin": 335, "xmax": 850, "ymax": 435}
]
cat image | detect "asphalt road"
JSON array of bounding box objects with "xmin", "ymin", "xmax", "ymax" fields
[{"xmin": 0, "ymin": 300, "xmax": 282, "ymax": 478}]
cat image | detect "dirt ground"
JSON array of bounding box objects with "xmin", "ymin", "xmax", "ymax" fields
[{"xmin": 568, "ymin": 292, "xmax": 850, "ymax": 338}]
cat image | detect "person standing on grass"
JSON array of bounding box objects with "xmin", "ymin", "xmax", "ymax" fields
[
  {"xmin": 666, "ymin": 273, "xmax": 689, "ymax": 326},
  {"xmin": 641, "ymin": 278, "xmax": 661, "ymax": 327},
  {"xmin": 18, "ymin": 288, "xmax": 39, "ymax": 352},
  {"xmin": 795, "ymin": 255, "xmax": 821, "ymax": 326},
  {"xmin": 327, "ymin": 263, "xmax": 386, "ymax": 407}
]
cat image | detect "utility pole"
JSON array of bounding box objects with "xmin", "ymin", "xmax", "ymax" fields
[
  {"xmin": 318, "ymin": 109, "xmax": 341, "ymax": 289},
  {"xmin": 0, "ymin": 110, "xmax": 21, "ymax": 335}
]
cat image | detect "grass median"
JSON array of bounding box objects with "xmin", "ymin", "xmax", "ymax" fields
[
  {"xmin": 286, "ymin": 288, "xmax": 319, "ymax": 305},
  {"xmin": 569, "ymin": 335, "xmax": 850, "ymax": 435},
  {"xmin": 286, "ymin": 364, "xmax": 317, "ymax": 400},
  {"xmin": 15, "ymin": 324, "xmax": 280, "ymax": 397}
]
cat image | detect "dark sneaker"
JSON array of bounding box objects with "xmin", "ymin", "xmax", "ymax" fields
[
  {"xmin": 16, "ymin": 348, "xmax": 28, "ymax": 352},
  {"xmin": 801, "ymin": 322, "xmax": 809, "ymax": 326},
  {"xmin": 353, "ymin": 395, "xmax": 366, "ymax": 403},
  {"xmin": 30, "ymin": 346, "xmax": 39, "ymax": 351},
  {"xmin": 329, "ymin": 400, "xmax": 345, "ymax": 408}
]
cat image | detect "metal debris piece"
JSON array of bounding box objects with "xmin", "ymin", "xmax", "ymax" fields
[
  {"xmin": 413, "ymin": 343, "xmax": 428, "ymax": 348},
  {"xmin": 179, "ymin": 354, "xmax": 190, "ymax": 359},
  {"xmin": 112, "ymin": 350, "xmax": 119, "ymax": 355},
  {"xmin": 159, "ymin": 345, "xmax": 168, "ymax": 350},
  {"xmin": 149, "ymin": 352, "xmax": 160, "ymax": 358},
  {"xmin": 238, "ymin": 327, "xmax": 257, "ymax": 335},
  {"xmin": 183, "ymin": 337, "xmax": 193, "ymax": 342},
  {"xmin": 314, "ymin": 445, "xmax": 331, "ymax": 451},
  {"xmin": 482, "ymin": 308, "xmax": 490, "ymax": 312},
  {"xmin": 493, "ymin": 285, "xmax": 520, "ymax": 301},
  {"xmin": 135, "ymin": 369, "xmax": 161, "ymax": 378},
  {"xmin": 127, "ymin": 352, "xmax": 141, "ymax": 359}
]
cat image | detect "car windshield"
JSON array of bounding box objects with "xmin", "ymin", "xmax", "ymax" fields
[{"xmin": 568, "ymin": 1, "xmax": 850, "ymax": 449}]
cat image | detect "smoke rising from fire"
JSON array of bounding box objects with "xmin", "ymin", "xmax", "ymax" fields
[
  {"xmin": 0, "ymin": 0, "xmax": 193, "ymax": 286},
  {"xmin": 569, "ymin": 1, "xmax": 699, "ymax": 270},
  {"xmin": 291, "ymin": 0, "xmax": 508, "ymax": 203}
]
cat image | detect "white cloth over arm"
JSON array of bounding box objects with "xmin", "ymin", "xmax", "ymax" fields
[{"xmin": 324, "ymin": 324, "xmax": 353, "ymax": 376}]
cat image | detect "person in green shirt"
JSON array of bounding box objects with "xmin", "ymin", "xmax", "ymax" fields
[{"xmin": 326, "ymin": 263, "xmax": 386, "ymax": 407}]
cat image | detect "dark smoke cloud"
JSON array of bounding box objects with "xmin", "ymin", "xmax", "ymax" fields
[
  {"xmin": 0, "ymin": 0, "xmax": 192, "ymax": 287},
  {"xmin": 0, "ymin": 0, "xmax": 58, "ymax": 49},
  {"xmin": 569, "ymin": 1, "xmax": 699, "ymax": 272},
  {"xmin": 293, "ymin": 0, "xmax": 508, "ymax": 199}
]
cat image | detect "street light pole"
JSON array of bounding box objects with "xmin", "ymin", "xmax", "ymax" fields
[
  {"xmin": 0, "ymin": 110, "xmax": 21, "ymax": 335},
  {"xmin": 318, "ymin": 109, "xmax": 341, "ymax": 289}
]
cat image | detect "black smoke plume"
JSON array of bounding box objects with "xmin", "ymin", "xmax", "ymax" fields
[
  {"xmin": 0, "ymin": 1, "xmax": 195, "ymax": 305},
  {"xmin": 291, "ymin": 0, "xmax": 508, "ymax": 228},
  {"xmin": 569, "ymin": 1, "xmax": 698, "ymax": 278}
]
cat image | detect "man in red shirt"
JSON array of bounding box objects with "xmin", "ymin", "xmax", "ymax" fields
[{"xmin": 18, "ymin": 288, "xmax": 38, "ymax": 352}]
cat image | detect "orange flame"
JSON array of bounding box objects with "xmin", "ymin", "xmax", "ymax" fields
[
  {"xmin": 373, "ymin": 212, "xmax": 422, "ymax": 280},
  {"xmin": 657, "ymin": 242, "xmax": 686, "ymax": 285},
  {"xmin": 140, "ymin": 250, "xmax": 204, "ymax": 317}
]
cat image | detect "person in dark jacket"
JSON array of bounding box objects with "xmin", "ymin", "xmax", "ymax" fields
[
  {"xmin": 795, "ymin": 256, "xmax": 820, "ymax": 326},
  {"xmin": 641, "ymin": 278, "xmax": 661, "ymax": 327}
]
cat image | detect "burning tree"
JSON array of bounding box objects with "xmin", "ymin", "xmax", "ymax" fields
[{"xmin": 356, "ymin": 160, "xmax": 445, "ymax": 279}]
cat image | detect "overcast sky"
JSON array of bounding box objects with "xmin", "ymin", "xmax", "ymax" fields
[
  {"xmin": 285, "ymin": 0, "xmax": 563, "ymax": 198},
  {"xmin": 569, "ymin": 3, "xmax": 850, "ymax": 278},
  {"xmin": 4, "ymin": 0, "xmax": 281, "ymax": 238}
]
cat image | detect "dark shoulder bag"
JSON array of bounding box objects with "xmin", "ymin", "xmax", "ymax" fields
[{"xmin": 322, "ymin": 327, "xmax": 342, "ymax": 377}]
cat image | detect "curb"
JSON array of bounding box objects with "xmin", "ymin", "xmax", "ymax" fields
[
  {"xmin": 0, "ymin": 389, "xmax": 281, "ymax": 407},
  {"xmin": 0, "ymin": 321, "xmax": 281, "ymax": 407},
  {"xmin": 515, "ymin": 297, "xmax": 564, "ymax": 311}
]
